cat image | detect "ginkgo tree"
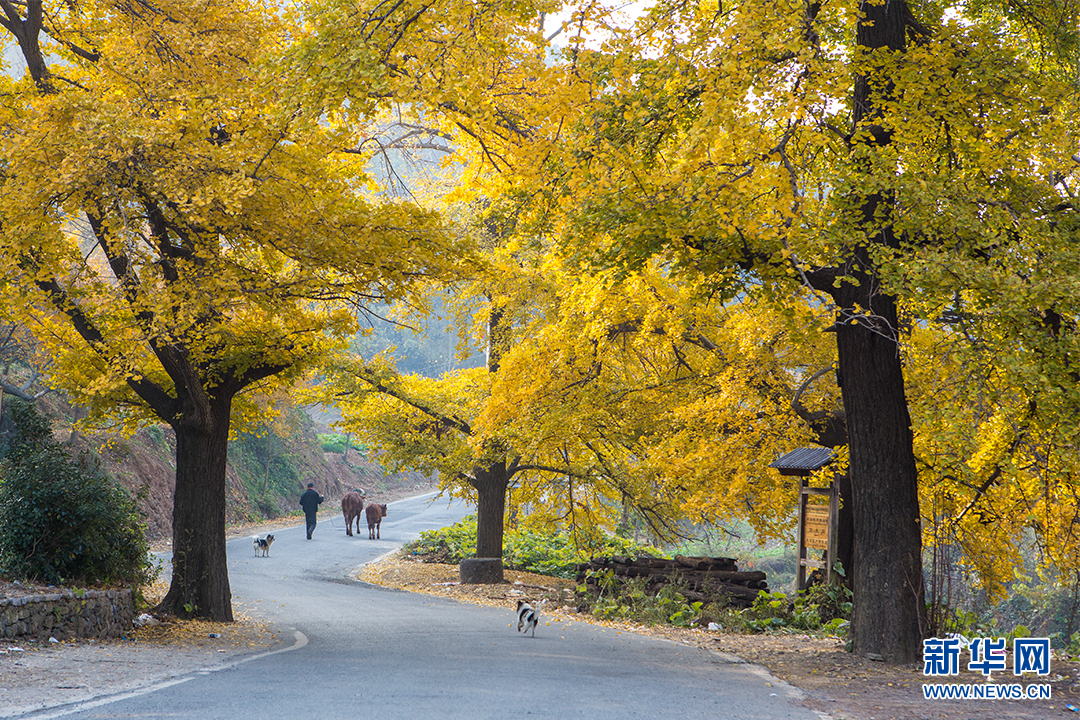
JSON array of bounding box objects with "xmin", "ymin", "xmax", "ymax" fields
[
  {"xmin": 322, "ymin": 240, "xmax": 578, "ymax": 576},
  {"xmin": 0, "ymin": 0, "xmax": 464, "ymax": 619},
  {"xmin": 325, "ymin": 223, "xmax": 848, "ymax": 573},
  {"xmin": 424, "ymin": 0, "xmax": 1080, "ymax": 662},
  {"xmin": 906, "ymin": 298, "xmax": 1080, "ymax": 625},
  {"xmin": 478, "ymin": 260, "xmax": 845, "ymax": 541}
]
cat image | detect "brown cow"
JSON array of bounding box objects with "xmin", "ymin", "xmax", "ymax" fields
[
  {"xmin": 341, "ymin": 491, "xmax": 365, "ymax": 537},
  {"xmin": 365, "ymin": 503, "xmax": 387, "ymax": 539}
]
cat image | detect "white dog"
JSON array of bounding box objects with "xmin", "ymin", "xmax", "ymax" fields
[
  {"xmin": 516, "ymin": 600, "xmax": 539, "ymax": 638},
  {"xmin": 252, "ymin": 534, "xmax": 275, "ymax": 557}
]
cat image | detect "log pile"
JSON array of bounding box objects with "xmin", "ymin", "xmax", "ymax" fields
[{"xmin": 575, "ymin": 555, "xmax": 768, "ymax": 609}]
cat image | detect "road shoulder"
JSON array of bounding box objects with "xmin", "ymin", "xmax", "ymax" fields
[{"xmin": 0, "ymin": 602, "xmax": 284, "ymax": 717}]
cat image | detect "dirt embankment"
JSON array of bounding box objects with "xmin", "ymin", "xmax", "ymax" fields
[{"xmin": 10, "ymin": 393, "xmax": 431, "ymax": 543}]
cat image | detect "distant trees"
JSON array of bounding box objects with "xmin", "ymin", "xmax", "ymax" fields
[
  {"xmin": 350, "ymin": 299, "xmax": 483, "ymax": 379},
  {"xmin": 328, "ymin": 293, "xmax": 560, "ymax": 573}
]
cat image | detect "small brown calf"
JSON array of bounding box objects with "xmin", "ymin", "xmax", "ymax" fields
[{"xmin": 365, "ymin": 503, "xmax": 387, "ymax": 539}]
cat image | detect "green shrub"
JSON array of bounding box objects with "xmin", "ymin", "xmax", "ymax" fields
[
  {"xmin": 577, "ymin": 570, "xmax": 704, "ymax": 626},
  {"xmin": 739, "ymin": 583, "xmax": 854, "ymax": 634},
  {"xmin": 317, "ymin": 433, "xmax": 367, "ymax": 455},
  {"xmin": 504, "ymin": 529, "xmax": 580, "ymax": 579},
  {"xmin": 802, "ymin": 580, "xmax": 854, "ymax": 624},
  {"xmin": 0, "ymin": 400, "xmax": 156, "ymax": 587},
  {"xmin": 404, "ymin": 515, "xmax": 665, "ymax": 578},
  {"xmin": 0, "ymin": 397, "xmax": 52, "ymax": 461},
  {"xmin": 405, "ymin": 515, "xmax": 479, "ymax": 564},
  {"xmin": 1065, "ymin": 632, "xmax": 1080, "ymax": 660}
]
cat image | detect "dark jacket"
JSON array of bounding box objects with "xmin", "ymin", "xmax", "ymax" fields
[{"xmin": 300, "ymin": 488, "xmax": 324, "ymax": 515}]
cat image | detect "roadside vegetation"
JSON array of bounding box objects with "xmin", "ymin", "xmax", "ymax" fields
[
  {"xmin": 405, "ymin": 515, "xmax": 665, "ymax": 579},
  {"xmin": 406, "ymin": 515, "xmax": 1080, "ymax": 659},
  {"xmin": 0, "ymin": 400, "xmax": 156, "ymax": 590},
  {"xmin": 403, "ymin": 516, "xmax": 848, "ymax": 635}
]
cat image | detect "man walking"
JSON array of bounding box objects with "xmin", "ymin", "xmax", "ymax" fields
[{"xmin": 300, "ymin": 482, "xmax": 324, "ymax": 539}]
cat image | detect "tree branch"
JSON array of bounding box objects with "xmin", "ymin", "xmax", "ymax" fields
[
  {"xmin": 1, "ymin": 380, "xmax": 35, "ymax": 401},
  {"xmin": 346, "ymin": 362, "xmax": 473, "ymax": 436},
  {"xmin": 32, "ymin": 274, "xmax": 177, "ymax": 419}
]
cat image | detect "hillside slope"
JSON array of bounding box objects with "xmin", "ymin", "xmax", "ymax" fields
[{"xmin": 19, "ymin": 397, "xmax": 434, "ymax": 542}]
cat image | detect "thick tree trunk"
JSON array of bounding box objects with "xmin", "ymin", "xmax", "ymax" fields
[
  {"xmin": 835, "ymin": 266, "xmax": 925, "ymax": 662},
  {"xmin": 824, "ymin": 0, "xmax": 925, "ymax": 663},
  {"xmin": 471, "ymin": 460, "xmax": 510, "ymax": 559},
  {"xmin": 158, "ymin": 396, "xmax": 234, "ymax": 621},
  {"xmin": 468, "ymin": 301, "xmax": 513, "ymax": 566}
]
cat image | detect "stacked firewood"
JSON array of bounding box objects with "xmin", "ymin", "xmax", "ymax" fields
[{"xmin": 575, "ymin": 555, "xmax": 768, "ymax": 608}]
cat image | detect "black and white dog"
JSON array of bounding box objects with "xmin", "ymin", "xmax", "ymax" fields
[
  {"xmin": 252, "ymin": 534, "xmax": 275, "ymax": 557},
  {"xmin": 516, "ymin": 599, "xmax": 539, "ymax": 638}
]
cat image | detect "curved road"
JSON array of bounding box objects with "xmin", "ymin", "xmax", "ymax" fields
[{"xmin": 25, "ymin": 494, "xmax": 824, "ymax": 720}]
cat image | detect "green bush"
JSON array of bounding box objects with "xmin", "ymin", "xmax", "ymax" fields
[
  {"xmin": 504, "ymin": 529, "xmax": 580, "ymax": 579},
  {"xmin": 0, "ymin": 396, "xmax": 52, "ymax": 461},
  {"xmin": 1065, "ymin": 632, "xmax": 1080, "ymax": 660},
  {"xmin": 405, "ymin": 515, "xmax": 479, "ymax": 564},
  {"xmin": 577, "ymin": 570, "xmax": 704, "ymax": 626},
  {"xmin": 0, "ymin": 400, "xmax": 156, "ymax": 588},
  {"xmin": 404, "ymin": 515, "xmax": 665, "ymax": 579},
  {"xmin": 317, "ymin": 433, "xmax": 367, "ymax": 455},
  {"xmin": 739, "ymin": 583, "xmax": 854, "ymax": 634}
]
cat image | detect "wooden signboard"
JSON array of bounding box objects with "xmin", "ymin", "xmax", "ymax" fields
[
  {"xmin": 803, "ymin": 505, "xmax": 830, "ymax": 550},
  {"xmin": 769, "ymin": 447, "xmax": 840, "ymax": 591},
  {"xmin": 793, "ymin": 478, "xmax": 839, "ymax": 591}
]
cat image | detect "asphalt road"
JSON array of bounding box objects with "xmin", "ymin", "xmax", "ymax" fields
[{"xmin": 22, "ymin": 493, "xmax": 825, "ymax": 720}]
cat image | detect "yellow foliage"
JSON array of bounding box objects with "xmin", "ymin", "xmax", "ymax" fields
[
  {"xmin": 0, "ymin": 0, "xmax": 465, "ymax": 433},
  {"xmin": 380, "ymin": 0, "xmax": 1080, "ymax": 592},
  {"xmin": 908, "ymin": 322, "xmax": 1080, "ymax": 599}
]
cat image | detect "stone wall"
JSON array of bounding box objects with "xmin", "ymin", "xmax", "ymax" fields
[{"xmin": 0, "ymin": 589, "xmax": 134, "ymax": 641}]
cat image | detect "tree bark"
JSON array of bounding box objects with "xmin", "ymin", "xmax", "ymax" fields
[
  {"xmin": 834, "ymin": 266, "xmax": 925, "ymax": 661},
  {"xmin": 157, "ymin": 394, "xmax": 234, "ymax": 621},
  {"xmin": 831, "ymin": 0, "xmax": 926, "ymax": 663},
  {"xmin": 467, "ymin": 299, "xmax": 514, "ymax": 568},
  {"xmin": 471, "ymin": 460, "xmax": 510, "ymax": 560}
]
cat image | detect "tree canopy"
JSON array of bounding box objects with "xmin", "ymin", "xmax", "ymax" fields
[
  {"xmin": 380, "ymin": 0, "xmax": 1080, "ymax": 661},
  {"xmin": 2, "ymin": 0, "xmax": 1078, "ymax": 664},
  {"xmin": 0, "ymin": 0, "xmax": 465, "ymax": 618}
]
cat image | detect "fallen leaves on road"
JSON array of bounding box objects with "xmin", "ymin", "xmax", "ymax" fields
[{"xmin": 358, "ymin": 553, "xmax": 578, "ymax": 611}]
